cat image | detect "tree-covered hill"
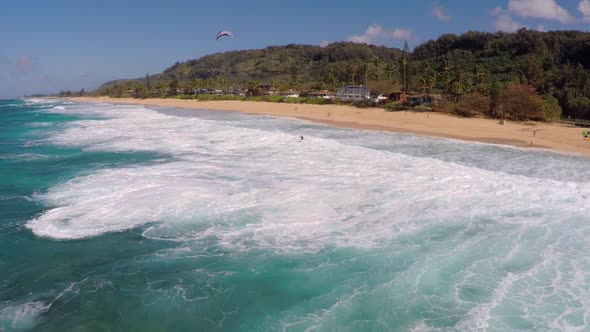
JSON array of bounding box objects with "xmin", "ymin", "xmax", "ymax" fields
[
  {"xmin": 96, "ymin": 29, "xmax": 590, "ymax": 120},
  {"xmin": 101, "ymin": 42, "xmax": 403, "ymax": 90},
  {"xmin": 410, "ymin": 29, "xmax": 590, "ymax": 119}
]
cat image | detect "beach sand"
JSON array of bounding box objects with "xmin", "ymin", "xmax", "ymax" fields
[{"xmin": 69, "ymin": 97, "xmax": 590, "ymax": 157}]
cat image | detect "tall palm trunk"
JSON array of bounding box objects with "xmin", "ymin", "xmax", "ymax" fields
[{"xmin": 402, "ymin": 58, "xmax": 407, "ymax": 99}]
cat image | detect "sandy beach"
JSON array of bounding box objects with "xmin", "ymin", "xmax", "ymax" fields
[{"xmin": 69, "ymin": 97, "xmax": 590, "ymax": 157}]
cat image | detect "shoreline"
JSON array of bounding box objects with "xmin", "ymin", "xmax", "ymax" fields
[{"xmin": 68, "ymin": 97, "xmax": 590, "ymax": 157}]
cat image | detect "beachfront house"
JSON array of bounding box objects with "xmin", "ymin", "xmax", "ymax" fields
[
  {"xmin": 228, "ymin": 88, "xmax": 246, "ymax": 96},
  {"xmin": 334, "ymin": 85, "xmax": 370, "ymax": 101},
  {"xmin": 407, "ymin": 93, "xmax": 442, "ymax": 106},
  {"xmin": 258, "ymin": 84, "xmax": 279, "ymax": 96},
  {"xmin": 307, "ymin": 90, "xmax": 335, "ymax": 99},
  {"xmin": 386, "ymin": 91, "xmax": 405, "ymax": 102},
  {"xmin": 280, "ymin": 90, "xmax": 300, "ymax": 98}
]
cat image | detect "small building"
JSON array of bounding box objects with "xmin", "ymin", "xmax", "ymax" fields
[
  {"xmin": 193, "ymin": 88, "xmax": 210, "ymax": 95},
  {"xmin": 280, "ymin": 90, "xmax": 300, "ymax": 98},
  {"xmin": 407, "ymin": 93, "xmax": 442, "ymax": 106},
  {"xmin": 386, "ymin": 91, "xmax": 405, "ymax": 102},
  {"xmin": 258, "ymin": 84, "xmax": 279, "ymax": 96},
  {"xmin": 308, "ymin": 90, "xmax": 335, "ymax": 99},
  {"xmin": 228, "ymin": 88, "xmax": 246, "ymax": 96},
  {"xmin": 334, "ymin": 85, "xmax": 370, "ymax": 101}
]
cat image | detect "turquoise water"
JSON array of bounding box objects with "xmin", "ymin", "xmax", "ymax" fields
[{"xmin": 1, "ymin": 99, "xmax": 590, "ymax": 331}]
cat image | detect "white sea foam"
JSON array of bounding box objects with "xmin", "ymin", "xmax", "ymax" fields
[
  {"xmin": 24, "ymin": 98, "xmax": 61, "ymax": 105},
  {"xmin": 0, "ymin": 279, "xmax": 86, "ymax": 331},
  {"xmin": 28, "ymin": 122, "xmax": 53, "ymax": 127},
  {"xmin": 24, "ymin": 102, "xmax": 590, "ymax": 329},
  {"xmin": 0, "ymin": 301, "xmax": 49, "ymax": 330},
  {"xmin": 27, "ymin": 104, "xmax": 590, "ymax": 246},
  {"xmin": 0, "ymin": 153, "xmax": 45, "ymax": 160}
]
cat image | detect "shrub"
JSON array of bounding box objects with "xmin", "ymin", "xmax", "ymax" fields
[
  {"xmin": 351, "ymin": 99, "xmax": 376, "ymax": 108},
  {"xmin": 566, "ymin": 97, "xmax": 590, "ymax": 119},
  {"xmin": 194, "ymin": 94, "xmax": 248, "ymax": 101},
  {"xmin": 542, "ymin": 94, "xmax": 562, "ymax": 121},
  {"xmin": 452, "ymin": 107, "xmax": 478, "ymax": 118},
  {"xmin": 304, "ymin": 97, "xmax": 332, "ymax": 105},
  {"xmin": 439, "ymin": 100, "xmax": 478, "ymax": 117},
  {"xmin": 196, "ymin": 94, "xmax": 214, "ymax": 100},
  {"xmin": 262, "ymin": 95, "xmax": 284, "ymax": 103},
  {"xmin": 458, "ymin": 93, "xmax": 491, "ymax": 117},
  {"xmin": 498, "ymin": 84, "xmax": 545, "ymax": 121},
  {"xmin": 174, "ymin": 94, "xmax": 194, "ymax": 100},
  {"xmin": 284, "ymin": 97, "xmax": 307, "ymax": 103},
  {"xmin": 414, "ymin": 104, "xmax": 432, "ymax": 112},
  {"xmin": 384, "ymin": 101, "xmax": 405, "ymax": 111}
]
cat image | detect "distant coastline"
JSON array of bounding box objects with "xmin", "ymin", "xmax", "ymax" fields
[{"xmin": 68, "ymin": 97, "xmax": 590, "ymax": 157}]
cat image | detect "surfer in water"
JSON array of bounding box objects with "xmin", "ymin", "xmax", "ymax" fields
[{"xmin": 299, "ymin": 136, "xmax": 304, "ymax": 142}]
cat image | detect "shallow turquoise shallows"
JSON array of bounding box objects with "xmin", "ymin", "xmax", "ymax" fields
[{"xmin": 1, "ymin": 99, "xmax": 589, "ymax": 331}]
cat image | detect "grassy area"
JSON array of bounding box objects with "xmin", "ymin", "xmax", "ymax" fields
[{"xmin": 169, "ymin": 94, "xmax": 341, "ymax": 106}]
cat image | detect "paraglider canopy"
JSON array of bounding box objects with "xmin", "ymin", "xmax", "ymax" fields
[{"xmin": 216, "ymin": 30, "xmax": 233, "ymax": 40}]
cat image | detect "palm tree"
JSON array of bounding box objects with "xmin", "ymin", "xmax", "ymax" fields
[
  {"xmin": 421, "ymin": 62, "xmax": 437, "ymax": 95},
  {"xmin": 450, "ymin": 80, "xmax": 465, "ymax": 103},
  {"xmin": 270, "ymin": 78, "xmax": 279, "ymax": 92},
  {"xmin": 372, "ymin": 58, "xmax": 383, "ymax": 80},
  {"xmin": 475, "ymin": 65, "xmax": 486, "ymax": 93},
  {"xmin": 402, "ymin": 40, "xmax": 410, "ymax": 98},
  {"xmin": 441, "ymin": 59, "xmax": 453, "ymax": 97},
  {"xmin": 360, "ymin": 64, "xmax": 370, "ymax": 88},
  {"xmin": 419, "ymin": 77, "xmax": 429, "ymax": 95},
  {"xmin": 245, "ymin": 80, "xmax": 260, "ymax": 96},
  {"xmin": 349, "ymin": 63, "xmax": 359, "ymax": 86},
  {"xmin": 384, "ymin": 63, "xmax": 397, "ymax": 83},
  {"xmin": 428, "ymin": 69, "xmax": 437, "ymax": 94},
  {"xmin": 220, "ymin": 77, "xmax": 231, "ymax": 93},
  {"xmin": 145, "ymin": 73, "xmax": 151, "ymax": 94},
  {"xmin": 156, "ymin": 81, "xmax": 169, "ymax": 97},
  {"xmin": 401, "ymin": 57, "xmax": 408, "ymax": 97},
  {"xmin": 326, "ymin": 69, "xmax": 338, "ymax": 91}
]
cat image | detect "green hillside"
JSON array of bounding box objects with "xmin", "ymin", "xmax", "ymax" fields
[
  {"xmin": 101, "ymin": 42, "xmax": 403, "ymax": 90},
  {"xmin": 95, "ymin": 29, "xmax": 590, "ymax": 120}
]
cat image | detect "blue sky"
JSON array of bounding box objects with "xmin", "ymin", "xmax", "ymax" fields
[{"xmin": 1, "ymin": 0, "xmax": 589, "ymax": 98}]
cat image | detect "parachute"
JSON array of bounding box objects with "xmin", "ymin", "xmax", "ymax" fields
[{"xmin": 216, "ymin": 31, "xmax": 233, "ymax": 40}]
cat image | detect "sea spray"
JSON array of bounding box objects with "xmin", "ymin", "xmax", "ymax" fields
[{"xmin": 1, "ymin": 100, "xmax": 589, "ymax": 330}]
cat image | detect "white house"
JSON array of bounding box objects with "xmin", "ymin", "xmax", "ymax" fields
[
  {"xmin": 308, "ymin": 90, "xmax": 335, "ymax": 99},
  {"xmin": 334, "ymin": 85, "xmax": 370, "ymax": 101},
  {"xmin": 280, "ymin": 90, "xmax": 300, "ymax": 98}
]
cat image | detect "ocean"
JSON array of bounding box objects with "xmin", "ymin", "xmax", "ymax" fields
[{"xmin": 1, "ymin": 99, "xmax": 589, "ymax": 331}]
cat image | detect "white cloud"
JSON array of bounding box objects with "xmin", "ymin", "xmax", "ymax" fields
[
  {"xmin": 579, "ymin": 0, "xmax": 590, "ymax": 22},
  {"xmin": 507, "ymin": 0, "xmax": 574, "ymax": 23},
  {"xmin": 319, "ymin": 40, "xmax": 331, "ymax": 48},
  {"xmin": 492, "ymin": 7, "xmax": 526, "ymax": 31},
  {"xmin": 347, "ymin": 25, "xmax": 413, "ymax": 44},
  {"xmin": 431, "ymin": 4, "xmax": 451, "ymax": 22}
]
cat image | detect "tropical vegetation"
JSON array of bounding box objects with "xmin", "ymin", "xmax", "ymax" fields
[{"xmin": 82, "ymin": 29, "xmax": 590, "ymax": 121}]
